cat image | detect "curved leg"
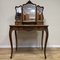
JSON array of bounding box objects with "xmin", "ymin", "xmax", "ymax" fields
[
  {"xmin": 9, "ymin": 28, "xmax": 13, "ymax": 59},
  {"xmin": 41, "ymin": 31, "xmax": 44, "ymax": 50},
  {"xmin": 44, "ymin": 28, "xmax": 48, "ymax": 59},
  {"xmin": 15, "ymin": 30, "xmax": 18, "ymax": 51}
]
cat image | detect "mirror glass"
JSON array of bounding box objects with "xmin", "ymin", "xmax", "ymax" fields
[
  {"xmin": 23, "ymin": 4, "xmax": 36, "ymax": 22},
  {"xmin": 37, "ymin": 6, "xmax": 43, "ymax": 20},
  {"xmin": 16, "ymin": 7, "xmax": 21, "ymax": 13},
  {"xmin": 15, "ymin": 6, "xmax": 22, "ymax": 20}
]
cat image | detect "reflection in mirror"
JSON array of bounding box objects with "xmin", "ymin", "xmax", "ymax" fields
[
  {"xmin": 37, "ymin": 6, "xmax": 44, "ymax": 20},
  {"xmin": 15, "ymin": 6, "xmax": 22, "ymax": 20},
  {"xmin": 16, "ymin": 7, "xmax": 21, "ymax": 13},
  {"xmin": 23, "ymin": 4, "xmax": 36, "ymax": 22}
]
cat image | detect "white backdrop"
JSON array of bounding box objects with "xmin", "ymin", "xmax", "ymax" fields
[{"xmin": 0, "ymin": 0, "xmax": 60, "ymax": 48}]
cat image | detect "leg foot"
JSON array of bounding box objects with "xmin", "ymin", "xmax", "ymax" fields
[{"xmin": 10, "ymin": 56, "xmax": 12, "ymax": 59}]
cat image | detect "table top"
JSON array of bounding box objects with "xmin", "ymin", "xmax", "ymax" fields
[{"xmin": 10, "ymin": 25, "xmax": 48, "ymax": 27}]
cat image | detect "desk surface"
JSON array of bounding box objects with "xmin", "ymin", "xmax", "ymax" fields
[{"xmin": 10, "ymin": 25, "xmax": 48, "ymax": 27}]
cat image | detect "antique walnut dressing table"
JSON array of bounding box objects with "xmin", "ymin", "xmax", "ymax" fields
[{"xmin": 9, "ymin": 0, "xmax": 48, "ymax": 59}]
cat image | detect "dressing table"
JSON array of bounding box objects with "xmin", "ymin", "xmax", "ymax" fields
[{"xmin": 9, "ymin": 0, "xmax": 48, "ymax": 59}]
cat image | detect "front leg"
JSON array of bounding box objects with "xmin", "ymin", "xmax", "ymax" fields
[
  {"xmin": 44, "ymin": 28, "xmax": 48, "ymax": 59},
  {"xmin": 15, "ymin": 30, "xmax": 18, "ymax": 51},
  {"xmin": 9, "ymin": 27, "xmax": 13, "ymax": 59},
  {"xmin": 41, "ymin": 30, "xmax": 44, "ymax": 50}
]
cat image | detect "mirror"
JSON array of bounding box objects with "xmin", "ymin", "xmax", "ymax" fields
[
  {"xmin": 15, "ymin": 6, "xmax": 22, "ymax": 20},
  {"xmin": 37, "ymin": 6, "xmax": 44, "ymax": 20},
  {"xmin": 15, "ymin": 0, "xmax": 44, "ymax": 25},
  {"xmin": 23, "ymin": 4, "xmax": 36, "ymax": 23}
]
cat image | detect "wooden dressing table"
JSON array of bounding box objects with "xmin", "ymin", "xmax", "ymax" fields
[{"xmin": 9, "ymin": 0, "xmax": 48, "ymax": 59}]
